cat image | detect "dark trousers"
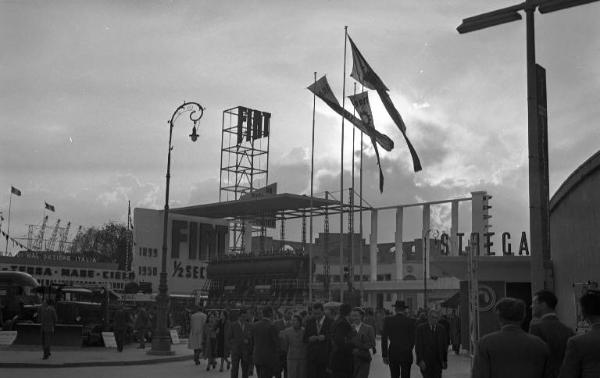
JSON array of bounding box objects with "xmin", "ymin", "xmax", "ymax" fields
[
  {"xmin": 452, "ymin": 343, "xmax": 460, "ymax": 354},
  {"xmin": 136, "ymin": 328, "xmax": 147, "ymax": 347},
  {"xmin": 306, "ymin": 360, "xmax": 329, "ymax": 378},
  {"xmin": 114, "ymin": 330, "xmax": 126, "ymax": 352},
  {"xmin": 41, "ymin": 330, "xmax": 53, "ymax": 357},
  {"xmin": 331, "ymin": 372, "xmax": 353, "ymax": 378},
  {"xmin": 389, "ymin": 361, "xmax": 412, "ymax": 378},
  {"xmin": 420, "ymin": 367, "xmax": 442, "ymax": 378},
  {"xmin": 255, "ymin": 364, "xmax": 274, "ymax": 378},
  {"xmin": 231, "ymin": 352, "xmax": 251, "ymax": 378},
  {"xmin": 280, "ymin": 352, "xmax": 287, "ymax": 378},
  {"xmin": 194, "ymin": 349, "xmax": 202, "ymax": 364}
]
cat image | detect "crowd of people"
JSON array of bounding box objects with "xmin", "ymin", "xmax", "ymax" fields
[
  {"xmin": 186, "ymin": 289, "xmax": 600, "ymax": 378},
  {"xmin": 186, "ymin": 300, "xmax": 459, "ymax": 378},
  {"xmin": 472, "ymin": 290, "xmax": 600, "ymax": 378},
  {"xmin": 29, "ymin": 288, "xmax": 600, "ymax": 378}
]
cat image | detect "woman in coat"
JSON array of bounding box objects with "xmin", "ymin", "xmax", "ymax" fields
[
  {"xmin": 204, "ymin": 311, "xmax": 219, "ymax": 371},
  {"xmin": 187, "ymin": 306, "xmax": 207, "ymax": 365},
  {"xmin": 216, "ymin": 310, "xmax": 231, "ymax": 372},
  {"xmin": 280, "ymin": 314, "xmax": 307, "ymax": 378}
]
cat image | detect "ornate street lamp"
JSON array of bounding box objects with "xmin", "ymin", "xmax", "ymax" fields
[{"xmin": 149, "ymin": 102, "xmax": 204, "ymax": 355}]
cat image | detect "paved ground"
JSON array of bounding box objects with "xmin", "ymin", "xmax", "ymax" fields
[
  {"xmin": 0, "ymin": 342, "xmax": 193, "ymax": 367},
  {"xmin": 0, "ymin": 348, "xmax": 472, "ymax": 377}
]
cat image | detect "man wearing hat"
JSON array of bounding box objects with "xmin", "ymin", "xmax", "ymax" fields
[{"xmin": 381, "ymin": 300, "xmax": 416, "ymax": 378}]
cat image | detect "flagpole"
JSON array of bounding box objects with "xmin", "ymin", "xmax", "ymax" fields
[
  {"xmin": 127, "ymin": 200, "xmax": 131, "ymax": 271},
  {"xmin": 339, "ymin": 25, "xmax": 348, "ymax": 302},
  {"xmin": 359, "ymin": 84, "xmax": 365, "ymax": 300},
  {"xmin": 4, "ymin": 191, "xmax": 12, "ymax": 256},
  {"xmin": 350, "ymin": 82, "xmax": 357, "ymax": 299},
  {"xmin": 309, "ymin": 72, "xmax": 317, "ymax": 304}
]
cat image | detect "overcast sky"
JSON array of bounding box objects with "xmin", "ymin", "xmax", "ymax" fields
[{"xmin": 1, "ymin": 0, "xmax": 599, "ymax": 253}]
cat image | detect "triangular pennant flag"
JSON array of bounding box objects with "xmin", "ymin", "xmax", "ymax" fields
[
  {"xmin": 348, "ymin": 91, "xmax": 385, "ymax": 193},
  {"xmin": 378, "ymin": 88, "xmax": 422, "ymax": 171},
  {"xmin": 348, "ymin": 36, "xmax": 388, "ymax": 92},
  {"xmin": 307, "ymin": 75, "xmax": 394, "ymax": 152},
  {"xmin": 348, "ymin": 35, "xmax": 422, "ymax": 172}
]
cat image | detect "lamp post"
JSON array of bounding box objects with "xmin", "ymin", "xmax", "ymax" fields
[
  {"xmin": 457, "ymin": 0, "xmax": 599, "ymax": 295},
  {"xmin": 149, "ymin": 102, "xmax": 204, "ymax": 355},
  {"xmin": 423, "ymin": 228, "xmax": 439, "ymax": 310}
]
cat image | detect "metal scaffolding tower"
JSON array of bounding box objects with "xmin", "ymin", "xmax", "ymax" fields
[{"xmin": 219, "ymin": 106, "xmax": 271, "ymax": 254}]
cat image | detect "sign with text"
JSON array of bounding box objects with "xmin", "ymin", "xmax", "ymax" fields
[
  {"xmin": 0, "ymin": 263, "xmax": 135, "ymax": 290},
  {"xmin": 170, "ymin": 329, "xmax": 180, "ymax": 344},
  {"xmin": 0, "ymin": 331, "xmax": 17, "ymax": 346},
  {"xmin": 440, "ymin": 231, "xmax": 530, "ymax": 256},
  {"xmin": 102, "ymin": 332, "xmax": 117, "ymax": 348}
]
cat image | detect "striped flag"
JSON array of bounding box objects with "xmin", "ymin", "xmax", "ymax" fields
[
  {"xmin": 45, "ymin": 202, "xmax": 55, "ymax": 212},
  {"xmin": 307, "ymin": 75, "xmax": 394, "ymax": 152},
  {"xmin": 348, "ymin": 35, "xmax": 422, "ymax": 172},
  {"xmin": 11, "ymin": 186, "xmax": 21, "ymax": 196},
  {"xmin": 348, "ymin": 91, "xmax": 385, "ymax": 193}
]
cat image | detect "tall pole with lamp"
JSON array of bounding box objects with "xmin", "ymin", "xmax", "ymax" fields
[
  {"xmin": 149, "ymin": 102, "xmax": 204, "ymax": 355},
  {"xmin": 457, "ymin": 0, "xmax": 600, "ymax": 295}
]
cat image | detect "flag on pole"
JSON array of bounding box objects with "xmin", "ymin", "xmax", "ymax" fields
[
  {"xmin": 45, "ymin": 202, "xmax": 55, "ymax": 212},
  {"xmin": 307, "ymin": 75, "xmax": 394, "ymax": 152},
  {"xmin": 348, "ymin": 35, "xmax": 422, "ymax": 172},
  {"xmin": 348, "ymin": 91, "xmax": 385, "ymax": 193},
  {"xmin": 11, "ymin": 186, "xmax": 21, "ymax": 196}
]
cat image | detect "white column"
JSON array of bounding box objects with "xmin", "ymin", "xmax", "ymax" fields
[
  {"xmin": 243, "ymin": 221, "xmax": 253, "ymax": 255},
  {"xmin": 370, "ymin": 209, "xmax": 378, "ymax": 282},
  {"xmin": 422, "ymin": 204, "xmax": 430, "ymax": 279},
  {"xmin": 451, "ymin": 200, "xmax": 459, "ymax": 256},
  {"xmin": 395, "ymin": 207, "xmax": 404, "ymax": 280},
  {"xmin": 471, "ymin": 191, "xmax": 487, "ymax": 253}
]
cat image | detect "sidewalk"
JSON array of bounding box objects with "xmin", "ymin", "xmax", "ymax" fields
[{"xmin": 0, "ymin": 342, "xmax": 193, "ymax": 368}]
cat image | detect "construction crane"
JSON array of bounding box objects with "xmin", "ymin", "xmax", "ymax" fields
[
  {"xmin": 57, "ymin": 222, "xmax": 71, "ymax": 252},
  {"xmin": 70, "ymin": 225, "xmax": 83, "ymax": 253},
  {"xmin": 46, "ymin": 219, "xmax": 61, "ymax": 251},
  {"xmin": 32, "ymin": 215, "xmax": 49, "ymax": 250}
]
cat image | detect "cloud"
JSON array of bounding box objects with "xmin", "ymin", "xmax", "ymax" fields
[{"xmin": 1, "ymin": 0, "xmax": 598, "ymax": 256}]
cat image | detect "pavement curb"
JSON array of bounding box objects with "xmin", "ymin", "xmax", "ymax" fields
[{"xmin": 0, "ymin": 354, "xmax": 193, "ymax": 369}]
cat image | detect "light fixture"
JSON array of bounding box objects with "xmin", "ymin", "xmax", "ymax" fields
[
  {"xmin": 189, "ymin": 125, "xmax": 199, "ymax": 142},
  {"xmin": 539, "ymin": 0, "xmax": 600, "ymax": 13},
  {"xmin": 457, "ymin": 6, "xmax": 523, "ymax": 34}
]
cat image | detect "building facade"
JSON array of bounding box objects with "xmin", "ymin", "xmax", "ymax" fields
[
  {"xmin": 549, "ymin": 150, "xmax": 600, "ymax": 331},
  {"xmin": 132, "ymin": 208, "xmax": 229, "ymax": 295}
]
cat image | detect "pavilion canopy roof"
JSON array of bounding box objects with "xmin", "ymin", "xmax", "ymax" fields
[{"xmin": 171, "ymin": 193, "xmax": 368, "ymax": 221}]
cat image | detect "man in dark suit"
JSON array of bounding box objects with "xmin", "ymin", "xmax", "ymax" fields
[
  {"xmin": 415, "ymin": 309, "xmax": 448, "ymax": 378},
  {"xmin": 381, "ymin": 300, "xmax": 416, "ymax": 378},
  {"xmin": 112, "ymin": 305, "xmax": 131, "ymax": 352},
  {"xmin": 472, "ymin": 297, "xmax": 551, "ymax": 378},
  {"xmin": 350, "ymin": 307, "xmax": 376, "ymax": 378},
  {"xmin": 329, "ymin": 303, "xmax": 355, "ymax": 378},
  {"xmin": 303, "ymin": 302, "xmax": 333, "ymax": 378},
  {"xmin": 227, "ymin": 309, "xmax": 253, "ymax": 378},
  {"xmin": 37, "ymin": 299, "xmax": 58, "ymax": 360},
  {"xmin": 252, "ymin": 306, "xmax": 280, "ymax": 378},
  {"xmin": 530, "ymin": 290, "xmax": 574, "ymax": 378},
  {"xmin": 559, "ymin": 290, "xmax": 600, "ymax": 378}
]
